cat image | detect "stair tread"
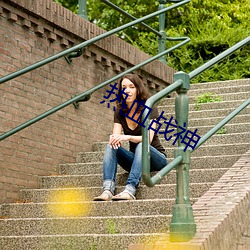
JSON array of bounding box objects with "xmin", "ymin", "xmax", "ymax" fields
[
  {"xmin": 0, "ymin": 231, "xmax": 166, "ymax": 235},
  {"xmin": 0, "ymin": 233, "xmax": 166, "ymax": 250},
  {"xmin": 83, "ymin": 141, "xmax": 250, "ymax": 152},
  {"xmin": 159, "ymin": 107, "xmax": 250, "ymax": 114},
  {"xmin": 166, "ymin": 91, "xmax": 250, "ymax": 99},
  {"xmin": 59, "ymin": 154, "xmax": 247, "ymax": 166},
  {"xmin": 0, "ymin": 214, "xmax": 171, "ymax": 221},
  {"xmin": 42, "ymin": 168, "xmax": 230, "ymax": 178},
  {"xmin": 0, "ymin": 214, "xmax": 171, "ymax": 236},
  {"xmin": 179, "ymin": 86, "xmax": 250, "ymax": 95},
  {"xmin": 189, "ymin": 79, "xmax": 249, "ymax": 88},
  {"xmin": 21, "ymin": 182, "xmax": 215, "ymax": 191},
  {"xmin": 0, "ymin": 198, "xmax": 183, "ymax": 219},
  {"xmin": 161, "ymin": 98, "xmax": 248, "ymax": 105}
]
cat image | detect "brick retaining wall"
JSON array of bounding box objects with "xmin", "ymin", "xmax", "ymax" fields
[
  {"xmin": 190, "ymin": 149, "xmax": 250, "ymax": 250},
  {"xmin": 0, "ymin": 0, "xmax": 175, "ymax": 204},
  {"xmin": 129, "ymin": 150, "xmax": 250, "ymax": 249}
]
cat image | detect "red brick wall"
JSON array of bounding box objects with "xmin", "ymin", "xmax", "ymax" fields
[{"xmin": 0, "ymin": 0, "xmax": 175, "ymax": 204}]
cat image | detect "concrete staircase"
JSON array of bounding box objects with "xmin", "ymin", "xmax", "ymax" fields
[{"xmin": 0, "ymin": 79, "xmax": 249, "ymax": 250}]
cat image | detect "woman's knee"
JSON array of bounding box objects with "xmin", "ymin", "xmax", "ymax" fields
[
  {"xmin": 105, "ymin": 143, "xmax": 111, "ymax": 151},
  {"xmin": 135, "ymin": 142, "xmax": 143, "ymax": 152},
  {"xmin": 104, "ymin": 144, "xmax": 117, "ymax": 157},
  {"xmin": 134, "ymin": 142, "xmax": 143, "ymax": 158}
]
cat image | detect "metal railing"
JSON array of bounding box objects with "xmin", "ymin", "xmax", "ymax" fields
[
  {"xmin": 0, "ymin": 0, "xmax": 189, "ymax": 85},
  {"xmin": 93, "ymin": 0, "xmax": 189, "ymax": 64},
  {"xmin": 141, "ymin": 35, "xmax": 250, "ymax": 241},
  {"xmin": 0, "ymin": 0, "xmax": 190, "ymax": 140},
  {"xmin": 100, "ymin": 0, "xmax": 161, "ymax": 37},
  {"xmin": 0, "ymin": 38, "xmax": 190, "ymax": 141}
]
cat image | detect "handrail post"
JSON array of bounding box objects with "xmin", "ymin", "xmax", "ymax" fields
[
  {"xmin": 158, "ymin": 0, "xmax": 167, "ymax": 64},
  {"xmin": 170, "ymin": 71, "xmax": 196, "ymax": 241},
  {"xmin": 64, "ymin": 0, "xmax": 88, "ymax": 63},
  {"xmin": 78, "ymin": 0, "xmax": 88, "ymax": 20}
]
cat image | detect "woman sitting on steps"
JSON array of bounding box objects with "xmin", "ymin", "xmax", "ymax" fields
[{"xmin": 93, "ymin": 73, "xmax": 168, "ymax": 201}]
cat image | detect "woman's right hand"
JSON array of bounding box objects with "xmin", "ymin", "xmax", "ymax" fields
[
  {"xmin": 109, "ymin": 134, "xmax": 131, "ymax": 149},
  {"xmin": 109, "ymin": 134, "xmax": 121, "ymax": 149}
]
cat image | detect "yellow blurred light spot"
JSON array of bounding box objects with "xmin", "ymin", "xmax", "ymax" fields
[{"xmin": 46, "ymin": 189, "xmax": 91, "ymax": 217}]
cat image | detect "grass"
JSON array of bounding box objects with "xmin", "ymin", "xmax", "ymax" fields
[
  {"xmin": 89, "ymin": 244, "xmax": 97, "ymax": 250},
  {"xmin": 106, "ymin": 219, "xmax": 117, "ymax": 234},
  {"xmin": 195, "ymin": 92, "xmax": 223, "ymax": 110},
  {"xmin": 216, "ymin": 127, "xmax": 227, "ymax": 135}
]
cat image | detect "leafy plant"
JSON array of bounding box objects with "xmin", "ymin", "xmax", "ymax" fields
[
  {"xmin": 106, "ymin": 219, "xmax": 117, "ymax": 234},
  {"xmin": 89, "ymin": 243, "xmax": 97, "ymax": 250},
  {"xmin": 195, "ymin": 92, "xmax": 223, "ymax": 110},
  {"xmin": 216, "ymin": 126, "xmax": 227, "ymax": 134}
]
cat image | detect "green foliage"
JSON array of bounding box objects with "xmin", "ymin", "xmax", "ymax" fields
[
  {"xmin": 216, "ymin": 127, "xmax": 227, "ymax": 135},
  {"xmin": 195, "ymin": 92, "xmax": 223, "ymax": 104},
  {"xmin": 89, "ymin": 243, "xmax": 97, "ymax": 250},
  {"xmin": 195, "ymin": 92, "xmax": 223, "ymax": 110},
  {"xmin": 166, "ymin": 0, "xmax": 250, "ymax": 83},
  {"xmin": 53, "ymin": 0, "xmax": 250, "ymax": 83},
  {"xmin": 106, "ymin": 219, "xmax": 117, "ymax": 234},
  {"xmin": 54, "ymin": 0, "xmax": 78, "ymax": 12}
]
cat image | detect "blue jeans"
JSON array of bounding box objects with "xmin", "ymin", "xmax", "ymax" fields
[{"xmin": 102, "ymin": 142, "xmax": 168, "ymax": 196}]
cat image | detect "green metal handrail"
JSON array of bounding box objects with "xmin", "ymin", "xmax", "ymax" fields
[
  {"xmin": 99, "ymin": 0, "xmax": 190, "ymax": 64},
  {"xmin": 0, "ymin": 37, "xmax": 190, "ymax": 141},
  {"xmin": 100, "ymin": 0, "xmax": 161, "ymax": 37},
  {"xmin": 78, "ymin": 0, "xmax": 88, "ymax": 19},
  {"xmin": 0, "ymin": 0, "xmax": 190, "ymax": 85},
  {"xmin": 142, "ymin": 35, "xmax": 250, "ymax": 186},
  {"xmin": 142, "ymin": 79, "xmax": 184, "ymax": 187},
  {"xmin": 141, "ymin": 35, "xmax": 250, "ymax": 241},
  {"xmin": 193, "ymin": 98, "xmax": 250, "ymax": 151},
  {"xmin": 189, "ymin": 36, "xmax": 250, "ymax": 80}
]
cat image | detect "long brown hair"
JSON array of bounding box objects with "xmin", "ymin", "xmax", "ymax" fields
[{"xmin": 116, "ymin": 74, "xmax": 149, "ymax": 114}]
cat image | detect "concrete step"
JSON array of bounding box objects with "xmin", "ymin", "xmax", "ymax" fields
[
  {"xmin": 158, "ymin": 106, "xmax": 250, "ymax": 119},
  {"xmin": 77, "ymin": 143, "xmax": 249, "ymax": 163},
  {"xmin": 0, "ymin": 215, "xmax": 171, "ymax": 236},
  {"xmin": 0, "ymin": 198, "xmax": 183, "ymax": 218},
  {"xmin": 190, "ymin": 154, "xmax": 241, "ymax": 169},
  {"xmin": 161, "ymin": 132, "xmax": 250, "ymax": 148},
  {"xmin": 159, "ymin": 99, "xmax": 249, "ymax": 112},
  {"xmin": 173, "ymin": 84, "xmax": 250, "ymax": 97},
  {"xmin": 91, "ymin": 132, "xmax": 250, "ymax": 152},
  {"xmin": 90, "ymin": 114, "xmax": 249, "ymax": 140},
  {"xmin": 19, "ymin": 183, "xmax": 213, "ymax": 203},
  {"xmin": 59, "ymin": 154, "xmax": 242, "ymax": 175},
  {"xmin": 160, "ymin": 92, "xmax": 249, "ymax": 105},
  {"xmin": 39, "ymin": 168, "xmax": 228, "ymax": 189},
  {"xmin": 186, "ymin": 114, "xmax": 249, "ymax": 127},
  {"xmin": 188, "ymin": 123, "xmax": 250, "ymax": 135},
  {"xmin": 188, "ymin": 79, "xmax": 250, "ymax": 90},
  {"xmin": 191, "ymin": 143, "xmax": 249, "ymax": 157},
  {"xmin": 0, "ymin": 233, "xmax": 165, "ymax": 250}
]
